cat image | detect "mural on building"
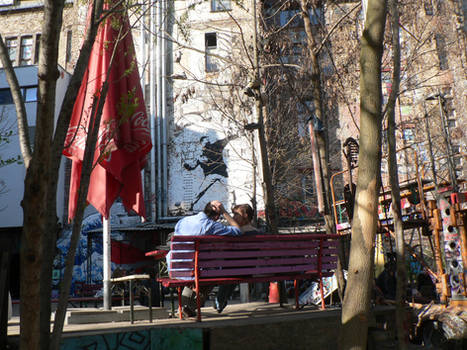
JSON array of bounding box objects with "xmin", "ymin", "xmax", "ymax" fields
[
  {"xmin": 54, "ymin": 207, "xmax": 148, "ymax": 297},
  {"xmin": 168, "ymin": 110, "xmax": 259, "ymax": 215},
  {"xmin": 183, "ymin": 134, "xmax": 237, "ymax": 209}
]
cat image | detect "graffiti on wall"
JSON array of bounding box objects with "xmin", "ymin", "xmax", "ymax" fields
[
  {"xmin": 60, "ymin": 328, "xmax": 203, "ymax": 350},
  {"xmin": 183, "ymin": 134, "xmax": 237, "ymax": 210},
  {"xmin": 168, "ymin": 114, "xmax": 257, "ymax": 214}
]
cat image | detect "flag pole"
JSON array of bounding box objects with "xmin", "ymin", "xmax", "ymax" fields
[{"xmin": 103, "ymin": 216, "xmax": 111, "ymax": 310}]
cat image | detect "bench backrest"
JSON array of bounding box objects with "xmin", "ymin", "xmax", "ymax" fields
[{"xmin": 169, "ymin": 234, "xmax": 340, "ymax": 280}]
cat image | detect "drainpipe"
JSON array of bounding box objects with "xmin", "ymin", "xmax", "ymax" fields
[
  {"xmin": 156, "ymin": 0, "xmax": 162, "ymax": 220},
  {"xmin": 149, "ymin": 0, "xmax": 157, "ymax": 222},
  {"xmin": 161, "ymin": 0, "xmax": 168, "ymax": 217}
]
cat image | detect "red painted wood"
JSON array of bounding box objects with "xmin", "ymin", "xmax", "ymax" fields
[
  {"xmin": 170, "ymin": 233, "xmax": 340, "ymax": 242},
  {"xmin": 198, "ymin": 264, "xmax": 316, "ymax": 277},
  {"xmin": 158, "ymin": 233, "xmax": 342, "ymax": 321},
  {"xmin": 198, "ymin": 256, "xmax": 335, "ymax": 268},
  {"xmin": 194, "ymin": 241, "xmax": 201, "ymax": 321},
  {"xmin": 171, "ymin": 252, "xmax": 195, "ymax": 259},
  {"xmin": 145, "ymin": 249, "xmax": 169, "ymax": 259},
  {"xmin": 171, "ymin": 242, "xmax": 195, "ymax": 250},
  {"xmin": 197, "ymin": 239, "xmax": 338, "ymax": 251},
  {"xmin": 198, "ymin": 249, "xmax": 321, "ymax": 260},
  {"xmin": 158, "ymin": 271, "xmax": 335, "ymax": 288},
  {"xmin": 171, "ymin": 259, "xmax": 337, "ymax": 272}
]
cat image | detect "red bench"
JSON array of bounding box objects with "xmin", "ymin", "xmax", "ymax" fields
[{"xmin": 150, "ymin": 233, "xmax": 340, "ymax": 321}]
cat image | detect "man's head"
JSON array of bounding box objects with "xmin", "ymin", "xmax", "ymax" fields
[
  {"xmin": 232, "ymin": 204, "xmax": 254, "ymax": 226},
  {"xmin": 204, "ymin": 201, "xmax": 221, "ymax": 221}
]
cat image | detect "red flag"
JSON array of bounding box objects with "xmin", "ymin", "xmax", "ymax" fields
[{"xmin": 64, "ymin": 2, "xmax": 152, "ymax": 220}]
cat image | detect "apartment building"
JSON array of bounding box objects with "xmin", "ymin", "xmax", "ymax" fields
[{"xmin": 327, "ymin": 0, "xmax": 466, "ymax": 192}]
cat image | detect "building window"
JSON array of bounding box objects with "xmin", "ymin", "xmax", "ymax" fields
[
  {"xmin": 34, "ymin": 34, "xmax": 41, "ymax": 64},
  {"xmin": 205, "ymin": 33, "xmax": 218, "ymax": 72},
  {"xmin": 403, "ymin": 128, "xmax": 415, "ymax": 142},
  {"xmin": 0, "ymin": 88, "xmax": 13, "ymax": 105},
  {"xmin": 65, "ymin": 30, "xmax": 72, "ymax": 63},
  {"xmin": 211, "ymin": 0, "xmax": 231, "ymax": 12},
  {"xmin": 453, "ymin": 155, "xmax": 462, "ymax": 168},
  {"xmin": 435, "ymin": 34, "xmax": 448, "ymax": 70},
  {"xmin": 279, "ymin": 10, "xmax": 301, "ymax": 28},
  {"xmin": 447, "ymin": 118, "xmax": 457, "ymax": 128},
  {"xmin": 19, "ymin": 36, "xmax": 33, "ymax": 66},
  {"xmin": 23, "ymin": 86, "xmax": 37, "ymax": 102},
  {"xmin": 424, "ymin": 0, "xmax": 433, "ymax": 15},
  {"xmin": 5, "ymin": 37, "xmax": 17, "ymax": 63}
]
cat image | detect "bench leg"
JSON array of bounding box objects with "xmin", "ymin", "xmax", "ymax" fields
[
  {"xmin": 177, "ymin": 287, "xmax": 183, "ymax": 320},
  {"xmin": 294, "ymin": 280, "xmax": 299, "ymax": 309},
  {"xmin": 130, "ymin": 279, "xmax": 134, "ymax": 324},
  {"xmin": 170, "ymin": 288, "xmax": 175, "ymax": 317},
  {"xmin": 319, "ymin": 277, "xmax": 325, "ymax": 310},
  {"xmin": 195, "ymin": 285, "xmax": 201, "ymax": 322},
  {"xmin": 148, "ymin": 286, "xmax": 152, "ymax": 323}
]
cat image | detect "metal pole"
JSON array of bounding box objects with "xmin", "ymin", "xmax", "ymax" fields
[
  {"xmin": 156, "ymin": 0, "xmax": 163, "ymax": 220},
  {"xmin": 103, "ymin": 216, "xmax": 111, "ymax": 310},
  {"xmin": 149, "ymin": 0, "xmax": 157, "ymax": 222}
]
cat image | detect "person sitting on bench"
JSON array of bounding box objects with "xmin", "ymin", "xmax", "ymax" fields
[
  {"xmin": 214, "ymin": 204, "xmax": 260, "ymax": 313},
  {"xmin": 167, "ymin": 200, "xmax": 241, "ymax": 317}
]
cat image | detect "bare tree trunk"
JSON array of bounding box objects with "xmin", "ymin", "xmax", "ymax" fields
[
  {"xmin": 386, "ymin": 1, "xmax": 407, "ymax": 348},
  {"xmin": 19, "ymin": 1, "xmax": 65, "ymax": 348},
  {"xmin": 253, "ymin": 0, "xmax": 278, "ymax": 233},
  {"xmin": 299, "ymin": 0, "xmax": 334, "ymax": 234},
  {"xmin": 0, "ymin": 1, "xmax": 107, "ymax": 348},
  {"xmin": 340, "ymin": 0, "xmax": 387, "ymax": 349},
  {"xmin": 300, "ymin": 0, "xmax": 344, "ymax": 302},
  {"xmin": 51, "ymin": 72, "xmax": 110, "ymax": 350}
]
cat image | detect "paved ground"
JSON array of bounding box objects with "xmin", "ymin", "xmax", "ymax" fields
[
  {"xmin": 8, "ymin": 300, "xmax": 333, "ymax": 337},
  {"xmin": 9, "ymin": 301, "xmax": 459, "ymax": 348}
]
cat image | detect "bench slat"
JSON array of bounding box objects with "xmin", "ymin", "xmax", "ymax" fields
[
  {"xmin": 171, "ymin": 247, "xmax": 338, "ymax": 261},
  {"xmin": 171, "ymin": 252, "xmax": 195, "ymax": 259},
  {"xmin": 169, "ymin": 261, "xmax": 337, "ymax": 279},
  {"xmin": 158, "ymin": 271, "xmax": 336, "ymax": 288},
  {"xmin": 170, "ymin": 255, "xmax": 337, "ymax": 269},
  {"xmin": 196, "ymin": 247, "xmax": 331, "ymax": 259},
  {"xmin": 197, "ymin": 240, "xmax": 338, "ymax": 251},
  {"xmin": 170, "ymin": 234, "xmax": 340, "ymax": 242}
]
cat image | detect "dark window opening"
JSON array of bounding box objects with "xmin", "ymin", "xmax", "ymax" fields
[
  {"xmin": 34, "ymin": 34, "xmax": 41, "ymax": 64},
  {"xmin": 65, "ymin": 30, "xmax": 72, "ymax": 63},
  {"xmin": 0, "ymin": 89, "xmax": 13, "ymax": 105},
  {"xmin": 205, "ymin": 33, "xmax": 219, "ymax": 72},
  {"xmin": 435, "ymin": 34, "xmax": 448, "ymax": 70}
]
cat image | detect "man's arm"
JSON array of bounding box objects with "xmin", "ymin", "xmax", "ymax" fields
[
  {"xmin": 208, "ymin": 200, "xmax": 242, "ymax": 236},
  {"xmin": 211, "ymin": 200, "xmax": 240, "ymax": 229}
]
